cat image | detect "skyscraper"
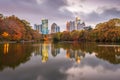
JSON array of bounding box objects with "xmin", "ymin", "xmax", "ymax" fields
[
  {"xmin": 42, "ymin": 19, "xmax": 48, "ymax": 34},
  {"xmin": 76, "ymin": 17, "xmax": 81, "ymax": 23},
  {"xmin": 66, "ymin": 17, "xmax": 88, "ymax": 31},
  {"xmin": 75, "ymin": 17, "xmax": 81, "ymax": 30},
  {"xmin": 66, "ymin": 21, "xmax": 75, "ymax": 32},
  {"xmin": 34, "ymin": 24, "xmax": 42, "ymax": 33},
  {"xmin": 77, "ymin": 22, "xmax": 85, "ymax": 30},
  {"xmin": 51, "ymin": 23, "xmax": 60, "ymax": 33},
  {"xmin": 66, "ymin": 21, "xmax": 70, "ymax": 31},
  {"xmin": 69, "ymin": 21, "xmax": 75, "ymax": 31},
  {"xmin": 51, "ymin": 23, "xmax": 57, "ymax": 33},
  {"xmin": 56, "ymin": 26, "xmax": 60, "ymax": 32}
]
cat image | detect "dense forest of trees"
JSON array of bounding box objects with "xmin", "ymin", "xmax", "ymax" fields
[
  {"xmin": 0, "ymin": 14, "xmax": 41, "ymax": 42},
  {"xmin": 52, "ymin": 18, "xmax": 120, "ymax": 42}
]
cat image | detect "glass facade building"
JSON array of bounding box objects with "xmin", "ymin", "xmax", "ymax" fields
[{"xmin": 42, "ymin": 19, "xmax": 48, "ymax": 34}]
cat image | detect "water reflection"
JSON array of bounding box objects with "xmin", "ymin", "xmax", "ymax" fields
[
  {"xmin": 56, "ymin": 42, "xmax": 120, "ymax": 64},
  {"xmin": 33, "ymin": 42, "xmax": 120, "ymax": 64},
  {"xmin": 0, "ymin": 43, "xmax": 34, "ymax": 70},
  {"xmin": 0, "ymin": 42, "xmax": 120, "ymax": 80},
  {"xmin": 3, "ymin": 43, "xmax": 9, "ymax": 55},
  {"xmin": 66, "ymin": 49, "xmax": 85, "ymax": 63},
  {"xmin": 51, "ymin": 44, "xmax": 60, "ymax": 57},
  {"xmin": 0, "ymin": 42, "xmax": 120, "ymax": 71},
  {"xmin": 41, "ymin": 42, "xmax": 49, "ymax": 63}
]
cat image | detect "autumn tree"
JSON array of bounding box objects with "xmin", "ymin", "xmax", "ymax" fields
[{"xmin": 0, "ymin": 14, "xmax": 41, "ymax": 41}]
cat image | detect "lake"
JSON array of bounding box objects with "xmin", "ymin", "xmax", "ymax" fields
[{"xmin": 0, "ymin": 42, "xmax": 120, "ymax": 80}]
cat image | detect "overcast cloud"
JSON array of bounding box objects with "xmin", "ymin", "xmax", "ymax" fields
[{"xmin": 0, "ymin": 0, "xmax": 120, "ymax": 31}]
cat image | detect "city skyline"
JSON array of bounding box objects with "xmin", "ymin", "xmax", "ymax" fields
[{"xmin": 0, "ymin": 0, "xmax": 120, "ymax": 31}]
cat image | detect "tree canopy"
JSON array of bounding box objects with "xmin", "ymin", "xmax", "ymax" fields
[{"xmin": 0, "ymin": 14, "xmax": 41, "ymax": 41}]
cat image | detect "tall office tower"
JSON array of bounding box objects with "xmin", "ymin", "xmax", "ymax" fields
[
  {"xmin": 42, "ymin": 19, "xmax": 48, "ymax": 34},
  {"xmin": 66, "ymin": 21, "xmax": 70, "ymax": 31},
  {"xmin": 77, "ymin": 22, "xmax": 85, "ymax": 30},
  {"xmin": 75, "ymin": 17, "xmax": 81, "ymax": 30},
  {"xmin": 76, "ymin": 17, "xmax": 81, "ymax": 24},
  {"xmin": 34, "ymin": 24, "xmax": 42, "ymax": 33},
  {"xmin": 69, "ymin": 21, "xmax": 75, "ymax": 31},
  {"xmin": 39, "ymin": 24, "xmax": 42, "ymax": 33},
  {"xmin": 51, "ymin": 23, "xmax": 57, "ymax": 33},
  {"xmin": 66, "ymin": 17, "xmax": 87, "ymax": 31},
  {"xmin": 56, "ymin": 26, "xmax": 60, "ymax": 32},
  {"xmin": 34, "ymin": 24, "xmax": 39, "ymax": 31},
  {"xmin": 51, "ymin": 23, "xmax": 60, "ymax": 33}
]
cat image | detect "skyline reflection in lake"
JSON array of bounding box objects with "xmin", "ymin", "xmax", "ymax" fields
[{"xmin": 0, "ymin": 42, "xmax": 120, "ymax": 80}]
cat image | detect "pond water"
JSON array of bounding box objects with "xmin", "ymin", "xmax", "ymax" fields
[{"xmin": 0, "ymin": 42, "xmax": 120, "ymax": 80}]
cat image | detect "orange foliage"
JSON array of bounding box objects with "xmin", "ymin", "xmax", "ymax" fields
[{"xmin": 2, "ymin": 32, "xmax": 9, "ymax": 37}]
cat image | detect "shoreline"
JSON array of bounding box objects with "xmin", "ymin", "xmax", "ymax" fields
[
  {"xmin": 0, "ymin": 41, "xmax": 17, "ymax": 44},
  {"xmin": 0, "ymin": 40, "xmax": 120, "ymax": 44},
  {"xmin": 98, "ymin": 45, "xmax": 120, "ymax": 47},
  {"xmin": 0, "ymin": 40, "xmax": 36, "ymax": 44}
]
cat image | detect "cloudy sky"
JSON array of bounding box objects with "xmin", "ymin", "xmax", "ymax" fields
[{"xmin": 0, "ymin": 0, "xmax": 120, "ymax": 31}]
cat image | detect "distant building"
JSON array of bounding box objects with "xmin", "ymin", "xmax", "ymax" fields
[
  {"xmin": 51, "ymin": 23, "xmax": 57, "ymax": 33},
  {"xmin": 34, "ymin": 24, "xmax": 42, "ymax": 33},
  {"xmin": 76, "ymin": 17, "xmax": 81, "ymax": 23},
  {"xmin": 66, "ymin": 21, "xmax": 75, "ymax": 32},
  {"xmin": 66, "ymin": 17, "xmax": 91, "ymax": 31},
  {"xmin": 70, "ymin": 21, "xmax": 75, "ymax": 31},
  {"xmin": 42, "ymin": 19, "xmax": 48, "ymax": 34},
  {"xmin": 51, "ymin": 23, "xmax": 60, "ymax": 33},
  {"xmin": 56, "ymin": 26, "xmax": 60, "ymax": 32},
  {"xmin": 84, "ymin": 26, "xmax": 92, "ymax": 30},
  {"xmin": 66, "ymin": 21, "xmax": 70, "ymax": 31},
  {"xmin": 75, "ymin": 17, "xmax": 81, "ymax": 30},
  {"xmin": 77, "ymin": 22, "xmax": 85, "ymax": 30}
]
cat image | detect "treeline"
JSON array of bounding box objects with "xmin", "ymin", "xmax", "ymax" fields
[
  {"xmin": 0, "ymin": 14, "xmax": 41, "ymax": 42},
  {"xmin": 52, "ymin": 18, "xmax": 120, "ymax": 42}
]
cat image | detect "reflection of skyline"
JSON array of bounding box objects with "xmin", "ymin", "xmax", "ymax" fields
[
  {"xmin": 34, "ymin": 42, "xmax": 86, "ymax": 63},
  {"xmin": 33, "ymin": 42, "xmax": 120, "ymax": 64},
  {"xmin": 66, "ymin": 49, "xmax": 85, "ymax": 63},
  {"xmin": 34, "ymin": 42, "xmax": 61, "ymax": 63},
  {"xmin": 51, "ymin": 44, "xmax": 60, "ymax": 57},
  {"xmin": 41, "ymin": 42, "xmax": 49, "ymax": 63},
  {"xmin": 0, "ymin": 42, "xmax": 120, "ymax": 71}
]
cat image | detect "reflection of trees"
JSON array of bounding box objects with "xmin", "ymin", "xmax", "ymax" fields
[
  {"xmin": 95, "ymin": 46, "xmax": 120, "ymax": 64},
  {"xmin": 0, "ymin": 43, "xmax": 35, "ymax": 71},
  {"xmin": 0, "ymin": 42, "xmax": 50, "ymax": 71},
  {"xmin": 54, "ymin": 42, "xmax": 120, "ymax": 64},
  {"xmin": 3, "ymin": 43, "xmax": 9, "ymax": 55}
]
